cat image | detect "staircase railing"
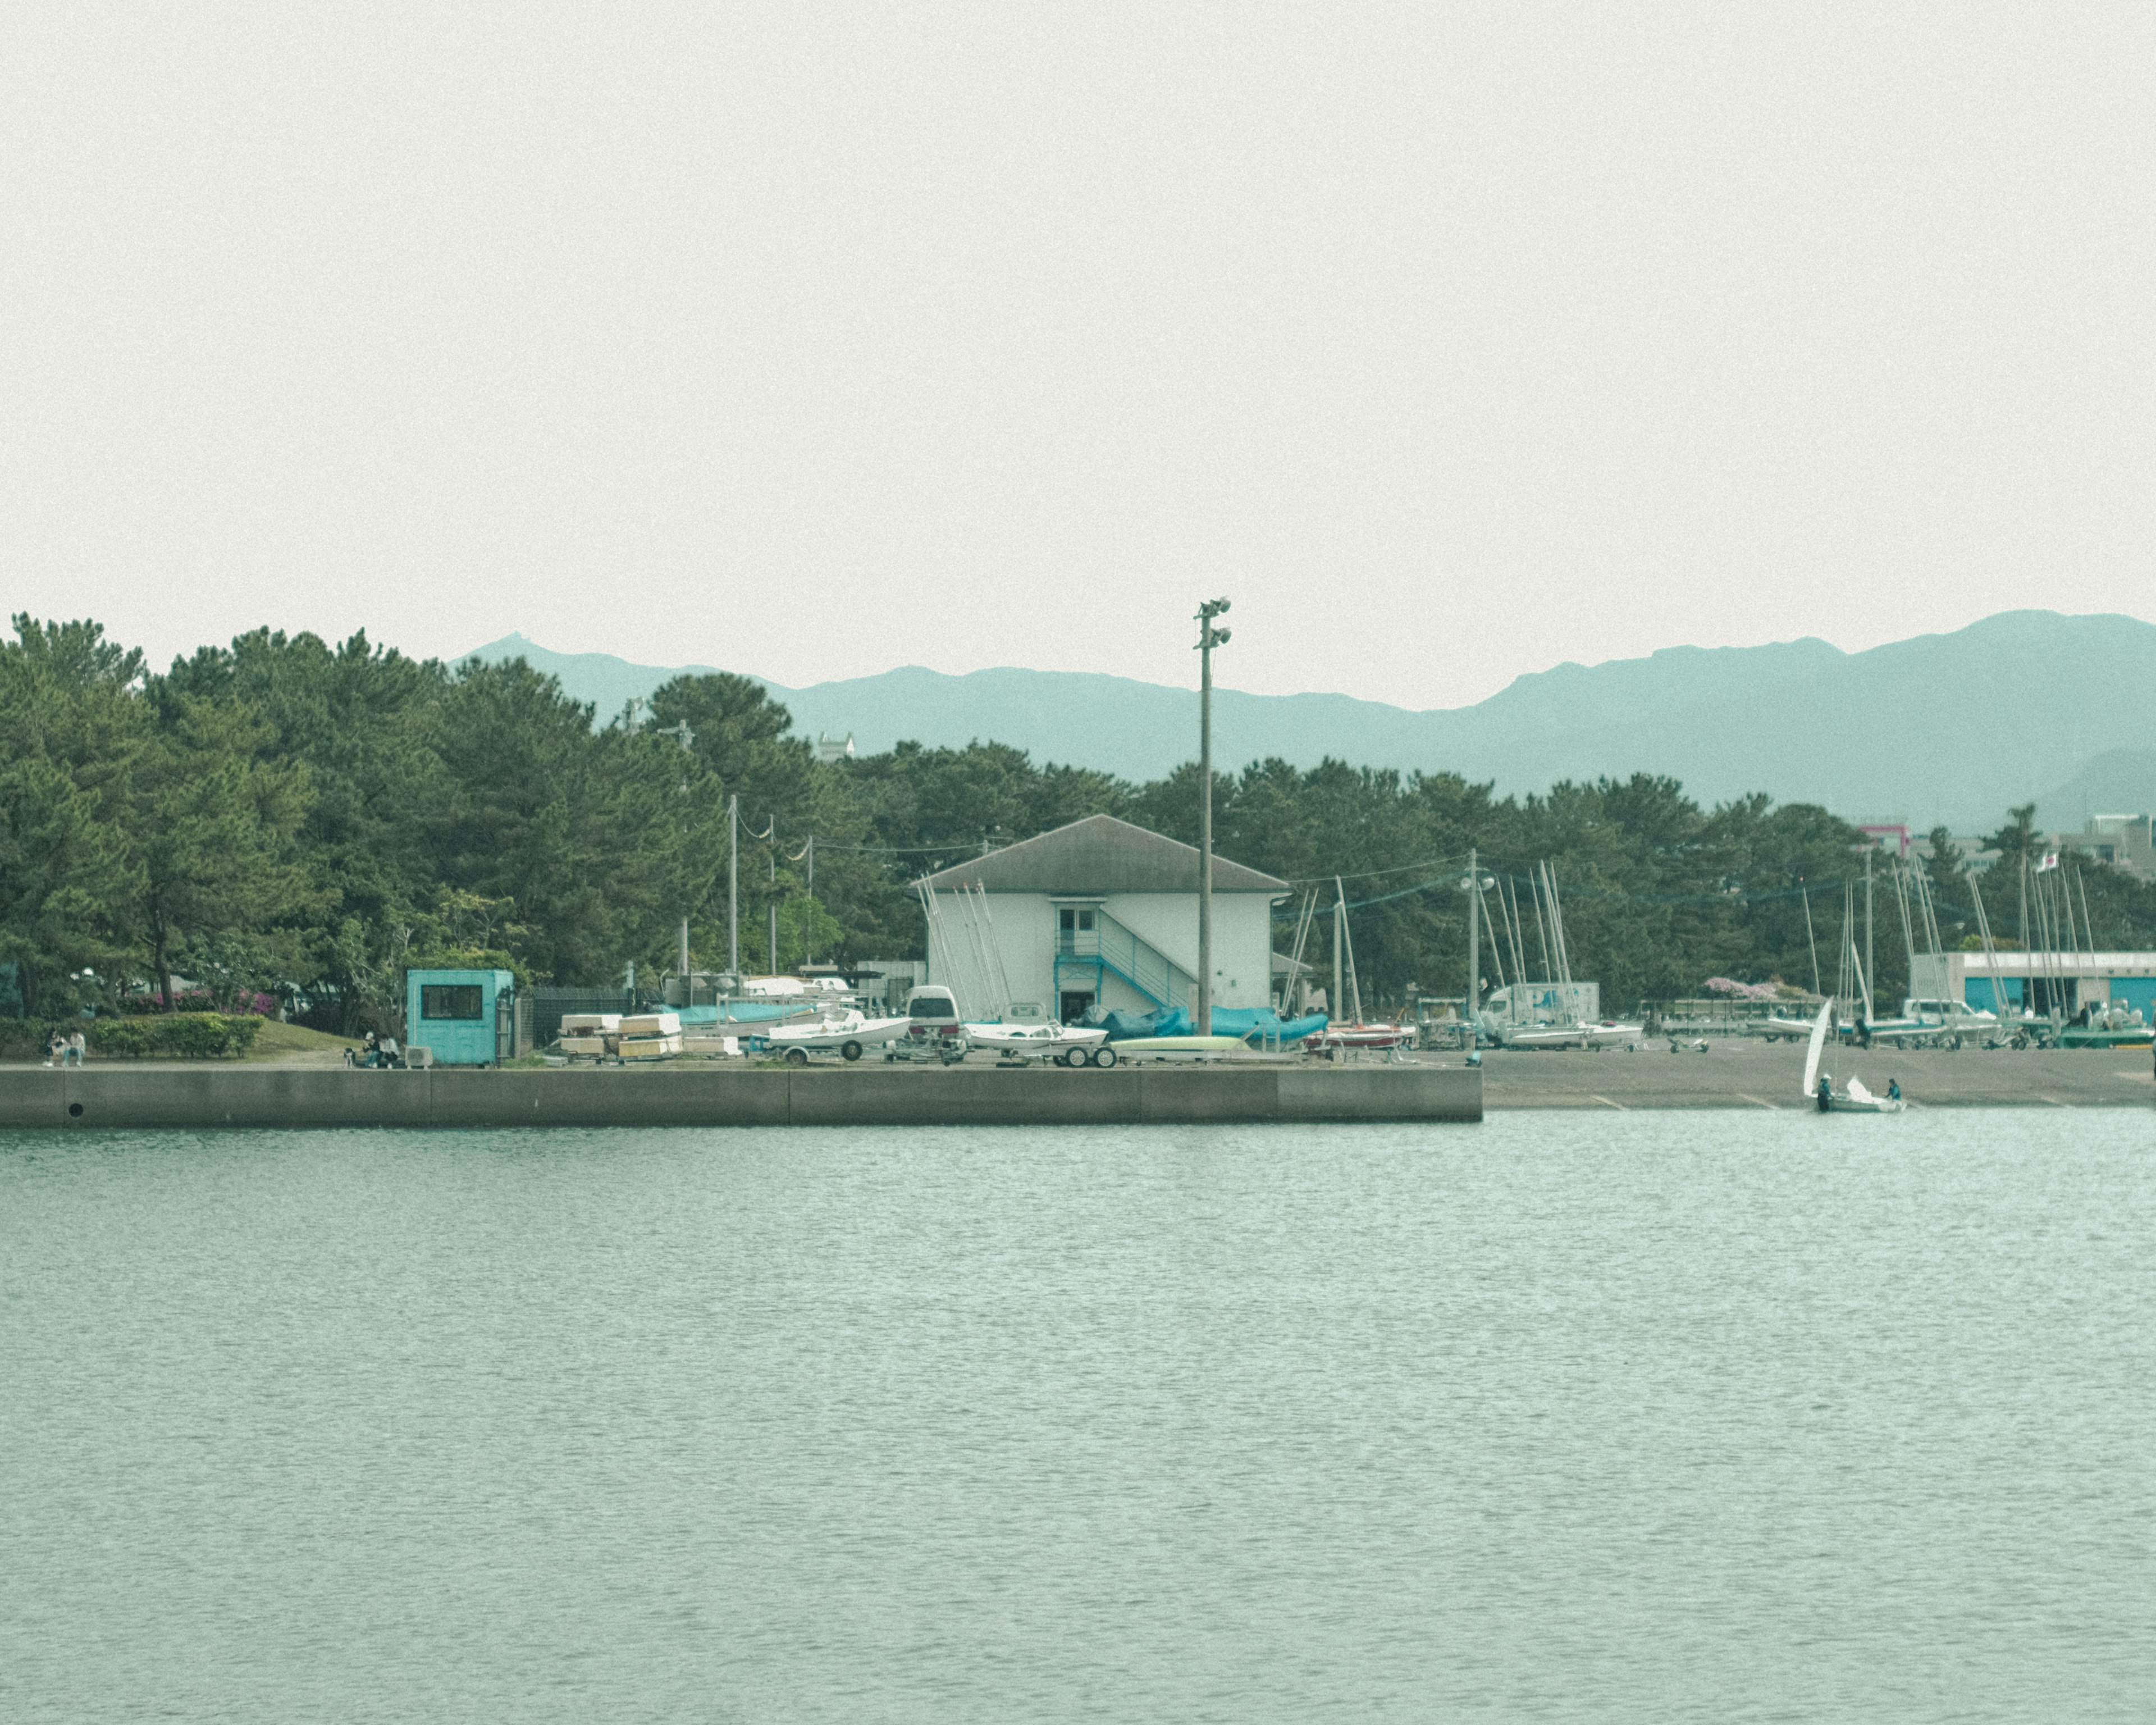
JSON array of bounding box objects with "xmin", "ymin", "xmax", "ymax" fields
[{"xmin": 1058, "ymin": 910, "xmax": 1194, "ymax": 1012}]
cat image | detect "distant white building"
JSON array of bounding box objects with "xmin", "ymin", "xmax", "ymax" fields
[
  {"xmin": 916, "ymin": 814, "xmax": 1290, "ymax": 1023},
  {"xmin": 815, "ymin": 731, "xmax": 856, "ymax": 763},
  {"xmin": 1911, "ymin": 949, "xmax": 2156, "ymax": 1019},
  {"xmin": 2055, "ymin": 813, "xmax": 2156, "ymax": 883}
]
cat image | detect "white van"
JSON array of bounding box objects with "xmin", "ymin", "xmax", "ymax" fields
[{"xmin": 902, "ymin": 985, "xmax": 965, "ymax": 1058}]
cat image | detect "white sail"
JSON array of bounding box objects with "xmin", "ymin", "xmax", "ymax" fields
[{"xmin": 1802, "ymin": 1000, "xmax": 1831, "ymax": 1099}]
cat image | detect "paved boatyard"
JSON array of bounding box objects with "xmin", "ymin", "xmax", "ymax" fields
[
  {"xmin": 1, "ymin": 1040, "xmax": 2148, "ymax": 1121},
  {"xmin": 1460, "ymin": 1039, "xmax": 2156, "ymax": 1109}
]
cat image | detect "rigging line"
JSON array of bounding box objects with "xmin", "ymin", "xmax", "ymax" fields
[
  {"xmin": 817, "ymin": 839, "xmax": 1022, "ymax": 855},
  {"xmin": 1504, "ymin": 875, "xmax": 1528, "ymax": 983},
  {"xmin": 1531, "ymin": 865, "xmax": 1553, "ymax": 982},
  {"xmin": 1286, "ymin": 855, "xmax": 1470, "ymax": 886},
  {"xmin": 1324, "ymin": 867, "xmax": 1881, "ymax": 916}
]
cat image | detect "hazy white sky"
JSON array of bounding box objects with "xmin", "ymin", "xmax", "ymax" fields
[{"xmin": 5, "ymin": 3, "xmax": 2152, "ymax": 709}]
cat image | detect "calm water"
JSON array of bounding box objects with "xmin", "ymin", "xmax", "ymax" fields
[{"xmin": 4, "ymin": 1113, "xmax": 2152, "ymax": 1723}]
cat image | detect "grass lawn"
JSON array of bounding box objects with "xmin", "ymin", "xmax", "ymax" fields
[{"xmin": 243, "ymin": 1021, "xmax": 362, "ymax": 1061}]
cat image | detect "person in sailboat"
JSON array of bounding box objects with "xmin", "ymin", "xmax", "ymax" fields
[
  {"xmin": 1816, "ymin": 1073, "xmax": 1833, "ymax": 1112},
  {"xmin": 1887, "ymin": 1078, "xmax": 1902, "ymax": 1102}
]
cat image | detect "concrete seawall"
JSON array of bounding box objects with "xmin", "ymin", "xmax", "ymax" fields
[{"xmin": 0, "ymin": 1063, "xmax": 1482, "ymax": 1130}]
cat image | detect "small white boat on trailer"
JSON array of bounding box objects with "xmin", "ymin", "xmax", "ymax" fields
[
  {"xmin": 766, "ymin": 1010, "xmax": 914, "ymax": 1064},
  {"xmin": 965, "ymin": 1023, "xmax": 1112, "ymax": 1066},
  {"xmin": 1495, "ymin": 1019, "xmax": 1642, "ymax": 1050},
  {"xmin": 1753, "ymin": 1012, "xmax": 1822, "ymax": 1042},
  {"xmin": 1801, "ymin": 1001, "xmax": 1906, "ymax": 1112}
]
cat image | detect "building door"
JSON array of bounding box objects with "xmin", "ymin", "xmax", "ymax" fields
[{"xmin": 1059, "ymin": 992, "xmax": 1095, "ymax": 1024}]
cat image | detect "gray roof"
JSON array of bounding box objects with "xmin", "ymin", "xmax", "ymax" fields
[{"xmin": 917, "ymin": 814, "xmax": 1290, "ymax": 896}]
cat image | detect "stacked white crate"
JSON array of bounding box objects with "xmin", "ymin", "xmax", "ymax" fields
[
  {"xmin": 617, "ymin": 1011, "xmax": 683, "ymax": 1060},
  {"xmin": 558, "ymin": 1012, "xmax": 620, "ymax": 1057}
]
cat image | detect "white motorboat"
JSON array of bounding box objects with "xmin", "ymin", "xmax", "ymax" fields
[
  {"xmin": 1801, "ymin": 1001, "xmax": 1906, "ymax": 1112},
  {"xmin": 765, "ymin": 1010, "xmax": 913, "ymax": 1064},
  {"xmin": 964, "ymin": 1022, "xmax": 1111, "ymax": 1066},
  {"xmin": 1494, "ymin": 1019, "xmax": 1642, "ymax": 1050}
]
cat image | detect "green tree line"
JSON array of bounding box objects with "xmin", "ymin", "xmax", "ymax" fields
[{"xmin": 8, "ymin": 615, "xmax": 2154, "ymax": 1028}]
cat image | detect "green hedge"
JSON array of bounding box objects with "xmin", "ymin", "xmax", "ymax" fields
[{"xmin": 2, "ymin": 1014, "xmax": 264, "ymax": 1060}]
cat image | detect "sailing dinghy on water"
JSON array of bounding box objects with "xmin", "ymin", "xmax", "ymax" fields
[{"xmin": 1801, "ymin": 1001, "xmax": 1906, "ymax": 1113}]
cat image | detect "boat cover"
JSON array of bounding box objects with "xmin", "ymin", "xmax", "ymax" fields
[
  {"xmin": 677, "ymin": 1002, "xmax": 800, "ymax": 1025},
  {"xmin": 1097, "ymin": 1005, "xmax": 1328, "ymax": 1042}
]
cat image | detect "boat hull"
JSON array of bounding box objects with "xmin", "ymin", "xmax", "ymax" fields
[
  {"xmin": 1112, "ymin": 1035, "xmax": 1250, "ymax": 1060},
  {"xmin": 1310, "ymin": 1023, "xmax": 1412, "ymax": 1051},
  {"xmin": 2057, "ymin": 1026, "xmax": 2154, "ymax": 1049},
  {"xmin": 764, "ymin": 1015, "xmax": 913, "ymax": 1052}
]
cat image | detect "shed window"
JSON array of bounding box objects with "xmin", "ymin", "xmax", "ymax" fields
[{"xmin": 422, "ymin": 984, "xmax": 485, "ymax": 1020}]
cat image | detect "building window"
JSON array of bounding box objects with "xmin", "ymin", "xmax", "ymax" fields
[
  {"xmin": 1078, "ymin": 910, "xmax": 1094, "ymax": 931},
  {"xmin": 422, "ymin": 984, "xmax": 485, "ymax": 1020},
  {"xmin": 1059, "ymin": 908, "xmax": 1075, "ymax": 931}
]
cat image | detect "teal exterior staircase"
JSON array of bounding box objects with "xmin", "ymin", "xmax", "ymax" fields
[{"xmin": 1055, "ymin": 909, "xmax": 1194, "ymax": 1014}]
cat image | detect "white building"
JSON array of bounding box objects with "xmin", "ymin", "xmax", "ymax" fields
[
  {"xmin": 917, "ymin": 814, "xmax": 1290, "ymax": 1023},
  {"xmin": 2056, "ymin": 814, "xmax": 2156, "ymax": 883},
  {"xmin": 1910, "ymin": 949, "xmax": 2156, "ymax": 1019}
]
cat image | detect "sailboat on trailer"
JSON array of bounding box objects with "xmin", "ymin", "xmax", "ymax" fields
[{"xmin": 1306, "ymin": 875, "xmax": 1412, "ymax": 1051}]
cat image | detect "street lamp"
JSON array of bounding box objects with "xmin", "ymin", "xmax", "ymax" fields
[{"xmin": 1195, "ymin": 598, "xmax": 1231, "ymax": 1035}]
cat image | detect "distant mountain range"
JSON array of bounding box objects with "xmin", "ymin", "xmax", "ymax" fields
[{"xmin": 464, "ymin": 612, "xmax": 2156, "ymax": 834}]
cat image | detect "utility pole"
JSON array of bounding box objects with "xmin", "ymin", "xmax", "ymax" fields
[
  {"xmin": 728, "ymin": 794, "xmax": 739, "ymax": 981},
  {"xmin": 663, "ymin": 717, "xmax": 695, "ymax": 996},
  {"xmin": 1195, "ymin": 597, "xmax": 1231, "ymax": 1035}
]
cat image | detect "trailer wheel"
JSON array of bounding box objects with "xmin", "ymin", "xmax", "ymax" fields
[
  {"xmin": 784, "ymin": 1047, "xmax": 808, "ymax": 1066},
  {"xmin": 841, "ymin": 1041, "xmax": 863, "ymax": 1062},
  {"xmin": 1092, "ymin": 1046, "xmax": 1117, "ymax": 1069}
]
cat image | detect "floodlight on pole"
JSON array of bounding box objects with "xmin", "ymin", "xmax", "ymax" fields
[{"xmin": 1195, "ymin": 598, "xmax": 1231, "ymax": 1036}]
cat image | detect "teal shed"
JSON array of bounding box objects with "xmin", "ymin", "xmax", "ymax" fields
[{"xmin": 404, "ymin": 969, "xmax": 525, "ymax": 1066}]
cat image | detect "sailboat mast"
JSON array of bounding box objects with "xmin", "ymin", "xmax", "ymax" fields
[
  {"xmin": 1332, "ymin": 882, "xmax": 1345, "ymax": 1026},
  {"xmin": 1531, "ymin": 870, "xmax": 1553, "ymax": 979},
  {"xmin": 1466, "ymin": 847, "xmax": 1480, "ymax": 1021},
  {"xmin": 1865, "ymin": 846, "xmax": 1875, "ymax": 1016}
]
